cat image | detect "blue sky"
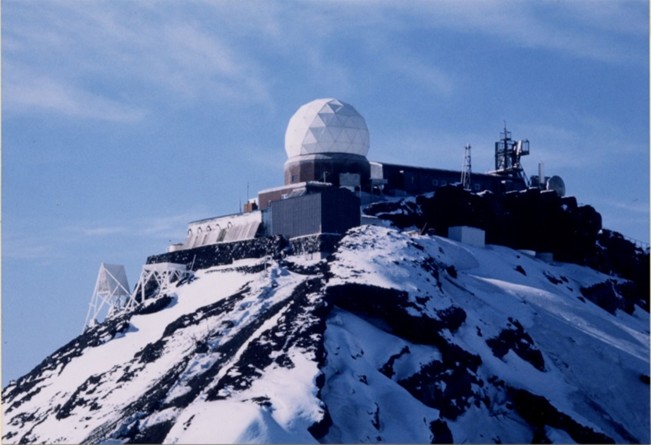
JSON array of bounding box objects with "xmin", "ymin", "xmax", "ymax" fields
[{"xmin": 2, "ymin": 0, "xmax": 648, "ymax": 385}]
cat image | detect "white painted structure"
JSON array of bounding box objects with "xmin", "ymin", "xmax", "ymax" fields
[
  {"xmin": 184, "ymin": 211, "xmax": 262, "ymax": 250},
  {"xmin": 285, "ymin": 98, "xmax": 369, "ymax": 158},
  {"xmin": 84, "ymin": 262, "xmax": 192, "ymax": 331},
  {"xmin": 129, "ymin": 262, "xmax": 188, "ymax": 309},
  {"xmin": 448, "ymin": 226, "xmax": 486, "ymax": 248},
  {"xmin": 168, "ymin": 243, "xmax": 185, "ymax": 252},
  {"xmin": 84, "ymin": 263, "xmax": 131, "ymax": 331}
]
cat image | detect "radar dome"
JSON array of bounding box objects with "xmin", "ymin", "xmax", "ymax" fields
[{"xmin": 285, "ymin": 98, "xmax": 370, "ymax": 158}]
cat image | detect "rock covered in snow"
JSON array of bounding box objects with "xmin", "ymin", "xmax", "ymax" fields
[{"xmin": 2, "ymin": 226, "xmax": 649, "ymax": 444}]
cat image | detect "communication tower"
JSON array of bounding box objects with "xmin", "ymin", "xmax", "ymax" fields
[
  {"xmin": 493, "ymin": 124, "xmax": 530, "ymax": 184},
  {"xmin": 461, "ymin": 144, "xmax": 472, "ymax": 191}
]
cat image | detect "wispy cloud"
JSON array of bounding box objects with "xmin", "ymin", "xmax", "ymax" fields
[
  {"xmin": 525, "ymin": 112, "xmax": 649, "ymax": 170},
  {"xmin": 3, "ymin": 0, "xmax": 643, "ymax": 123},
  {"xmin": 4, "ymin": 209, "xmax": 209, "ymax": 262},
  {"xmin": 2, "ymin": 1, "xmax": 272, "ymax": 121},
  {"xmin": 604, "ymin": 199, "xmax": 650, "ymax": 215},
  {"xmin": 66, "ymin": 212, "xmax": 204, "ymax": 242},
  {"xmin": 404, "ymin": 0, "xmax": 647, "ymax": 66},
  {"xmin": 137, "ymin": 213, "xmax": 201, "ymax": 239},
  {"xmin": 2, "ymin": 237, "xmax": 61, "ymax": 261},
  {"xmin": 382, "ymin": 50, "xmax": 455, "ymax": 97},
  {"xmin": 80, "ymin": 226, "xmax": 130, "ymax": 237},
  {"xmin": 5, "ymin": 66, "xmax": 147, "ymax": 122}
]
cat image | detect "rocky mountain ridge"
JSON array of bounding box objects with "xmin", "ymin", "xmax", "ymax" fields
[{"xmin": 3, "ymin": 225, "xmax": 649, "ymax": 443}]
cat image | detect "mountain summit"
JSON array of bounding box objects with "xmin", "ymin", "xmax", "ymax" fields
[{"xmin": 2, "ymin": 225, "xmax": 649, "ymax": 443}]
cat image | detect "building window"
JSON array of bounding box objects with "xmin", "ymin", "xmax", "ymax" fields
[
  {"xmin": 432, "ymin": 179, "xmax": 439, "ymax": 186},
  {"xmin": 291, "ymin": 175, "xmax": 297, "ymax": 183}
]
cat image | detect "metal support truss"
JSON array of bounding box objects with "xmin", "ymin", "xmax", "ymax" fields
[
  {"xmin": 125, "ymin": 262, "xmax": 188, "ymax": 310},
  {"xmin": 84, "ymin": 263, "xmax": 131, "ymax": 331}
]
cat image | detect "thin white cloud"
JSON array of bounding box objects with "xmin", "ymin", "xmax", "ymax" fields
[
  {"xmin": 3, "ymin": 1, "xmax": 272, "ymax": 121},
  {"xmin": 391, "ymin": 0, "xmax": 646, "ymax": 66},
  {"xmin": 2, "ymin": 0, "xmax": 645, "ymax": 123},
  {"xmin": 5, "ymin": 66, "xmax": 147, "ymax": 123},
  {"xmin": 137, "ymin": 213, "xmax": 202, "ymax": 238},
  {"xmin": 382, "ymin": 50, "xmax": 455, "ymax": 97},
  {"xmin": 80, "ymin": 226, "xmax": 130, "ymax": 237},
  {"xmin": 603, "ymin": 199, "xmax": 650, "ymax": 215},
  {"xmin": 556, "ymin": 0, "xmax": 648, "ymax": 37},
  {"xmin": 2, "ymin": 239, "xmax": 60, "ymax": 261},
  {"xmin": 71, "ymin": 211, "xmax": 207, "ymax": 241},
  {"xmin": 525, "ymin": 113, "xmax": 649, "ymax": 170},
  {"xmin": 5, "ymin": 209, "xmax": 208, "ymax": 260}
]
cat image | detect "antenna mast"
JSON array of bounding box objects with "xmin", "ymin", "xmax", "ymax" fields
[
  {"xmin": 461, "ymin": 144, "xmax": 472, "ymax": 191},
  {"xmin": 493, "ymin": 123, "xmax": 530, "ymax": 184}
]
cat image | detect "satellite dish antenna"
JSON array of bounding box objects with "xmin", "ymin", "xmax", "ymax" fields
[{"xmin": 547, "ymin": 175, "xmax": 566, "ymax": 197}]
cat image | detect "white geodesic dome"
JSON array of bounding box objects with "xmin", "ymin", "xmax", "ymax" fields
[{"xmin": 285, "ymin": 98, "xmax": 370, "ymax": 158}]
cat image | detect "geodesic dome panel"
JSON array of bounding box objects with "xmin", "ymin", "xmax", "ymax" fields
[{"xmin": 285, "ymin": 98, "xmax": 370, "ymax": 158}]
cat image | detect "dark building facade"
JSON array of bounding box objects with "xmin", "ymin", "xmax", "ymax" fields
[
  {"xmin": 376, "ymin": 163, "xmax": 528, "ymax": 196},
  {"xmin": 284, "ymin": 153, "xmax": 370, "ymax": 188},
  {"xmin": 270, "ymin": 188, "xmax": 360, "ymax": 239}
]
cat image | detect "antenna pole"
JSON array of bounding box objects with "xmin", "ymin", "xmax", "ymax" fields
[{"xmin": 461, "ymin": 144, "xmax": 472, "ymax": 191}]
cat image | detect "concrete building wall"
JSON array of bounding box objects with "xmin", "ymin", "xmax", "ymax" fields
[
  {"xmin": 271, "ymin": 193, "xmax": 322, "ymax": 239},
  {"xmin": 271, "ymin": 188, "xmax": 360, "ymax": 239}
]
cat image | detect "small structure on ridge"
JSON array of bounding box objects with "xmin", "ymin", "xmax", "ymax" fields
[{"xmin": 84, "ymin": 263, "xmax": 131, "ymax": 331}]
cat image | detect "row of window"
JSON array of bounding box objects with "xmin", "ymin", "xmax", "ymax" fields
[{"xmin": 187, "ymin": 222, "xmax": 234, "ymax": 247}]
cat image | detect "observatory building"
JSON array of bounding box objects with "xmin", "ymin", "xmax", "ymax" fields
[
  {"xmin": 88, "ymin": 97, "xmax": 569, "ymax": 327},
  {"xmin": 166, "ymin": 97, "xmax": 565, "ymax": 253},
  {"xmin": 284, "ymin": 98, "xmax": 371, "ymax": 188}
]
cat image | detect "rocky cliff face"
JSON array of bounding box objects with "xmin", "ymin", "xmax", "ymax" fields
[{"xmin": 3, "ymin": 225, "xmax": 649, "ymax": 443}]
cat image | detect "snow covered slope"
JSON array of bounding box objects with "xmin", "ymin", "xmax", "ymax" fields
[{"xmin": 3, "ymin": 226, "xmax": 649, "ymax": 443}]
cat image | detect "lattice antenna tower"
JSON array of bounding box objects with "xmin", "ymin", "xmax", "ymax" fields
[
  {"xmin": 461, "ymin": 144, "xmax": 472, "ymax": 191},
  {"xmin": 493, "ymin": 122, "xmax": 530, "ymax": 182},
  {"xmin": 84, "ymin": 263, "xmax": 131, "ymax": 331}
]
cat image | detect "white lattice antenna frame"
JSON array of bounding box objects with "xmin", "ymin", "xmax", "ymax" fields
[
  {"xmin": 84, "ymin": 263, "xmax": 131, "ymax": 331},
  {"xmin": 125, "ymin": 263, "xmax": 187, "ymax": 310}
]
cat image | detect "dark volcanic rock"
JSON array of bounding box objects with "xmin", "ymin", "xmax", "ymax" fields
[
  {"xmin": 398, "ymin": 358, "xmax": 480, "ymax": 420},
  {"xmin": 366, "ymin": 187, "xmax": 610, "ymax": 266},
  {"xmin": 429, "ymin": 419, "xmax": 454, "ymax": 443},
  {"xmin": 508, "ymin": 387, "xmax": 615, "ymax": 444},
  {"xmin": 580, "ymin": 279, "xmax": 644, "ymax": 315},
  {"xmin": 486, "ymin": 317, "xmax": 545, "ymax": 372},
  {"xmin": 325, "ymin": 282, "xmax": 467, "ymax": 343},
  {"xmin": 207, "ymin": 278, "xmax": 326, "ymax": 400}
]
